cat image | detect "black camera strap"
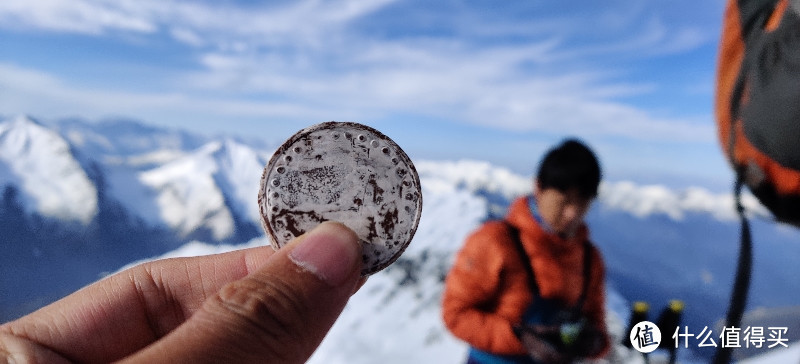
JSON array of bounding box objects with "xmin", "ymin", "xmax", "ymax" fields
[{"xmin": 503, "ymin": 221, "xmax": 592, "ymax": 316}]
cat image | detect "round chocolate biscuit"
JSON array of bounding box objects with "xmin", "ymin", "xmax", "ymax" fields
[{"xmin": 258, "ymin": 121, "xmax": 422, "ymax": 276}]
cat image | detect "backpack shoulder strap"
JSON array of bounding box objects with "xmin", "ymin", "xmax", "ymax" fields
[
  {"xmin": 712, "ymin": 180, "xmax": 754, "ymax": 364},
  {"xmin": 502, "ymin": 221, "xmax": 593, "ymax": 312},
  {"xmin": 503, "ymin": 221, "xmax": 540, "ymax": 298},
  {"xmin": 575, "ymin": 241, "xmax": 593, "ymax": 313}
]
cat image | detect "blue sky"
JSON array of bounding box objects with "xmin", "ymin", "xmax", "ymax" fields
[{"xmin": 0, "ymin": 0, "xmax": 733, "ymax": 190}]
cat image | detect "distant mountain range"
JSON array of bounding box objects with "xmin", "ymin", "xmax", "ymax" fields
[{"xmin": 2, "ymin": 115, "xmax": 800, "ymax": 362}]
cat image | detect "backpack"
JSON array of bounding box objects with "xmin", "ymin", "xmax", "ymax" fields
[
  {"xmin": 715, "ymin": 0, "xmax": 800, "ymax": 362},
  {"xmin": 717, "ymin": 0, "xmax": 800, "ymax": 225}
]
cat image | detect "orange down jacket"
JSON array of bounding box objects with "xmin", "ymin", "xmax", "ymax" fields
[{"xmin": 441, "ymin": 196, "xmax": 609, "ymax": 357}]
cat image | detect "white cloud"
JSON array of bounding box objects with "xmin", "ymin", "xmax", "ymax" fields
[
  {"xmin": 0, "ymin": 0, "xmax": 722, "ymax": 143},
  {"xmin": 0, "ymin": 63, "xmax": 333, "ymax": 126},
  {"xmin": 0, "ymin": 63, "xmax": 182, "ymax": 115},
  {"xmin": 0, "ymin": 0, "xmax": 398, "ymax": 48},
  {"xmin": 0, "ymin": 0, "xmax": 156, "ymax": 34},
  {"xmin": 169, "ymin": 27, "xmax": 205, "ymax": 47},
  {"xmin": 600, "ymin": 181, "xmax": 769, "ymax": 221},
  {"xmin": 180, "ymin": 35, "xmax": 713, "ymax": 142},
  {"xmin": 0, "ymin": 33, "xmax": 713, "ymax": 144}
]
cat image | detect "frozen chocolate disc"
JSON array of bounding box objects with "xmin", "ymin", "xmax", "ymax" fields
[{"xmin": 258, "ymin": 121, "xmax": 422, "ymax": 276}]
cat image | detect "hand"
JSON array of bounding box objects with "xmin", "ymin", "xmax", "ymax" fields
[
  {"xmin": 513, "ymin": 324, "xmax": 572, "ymax": 364},
  {"xmin": 573, "ymin": 324, "xmax": 607, "ymax": 358},
  {"xmin": 0, "ymin": 222, "xmax": 364, "ymax": 363}
]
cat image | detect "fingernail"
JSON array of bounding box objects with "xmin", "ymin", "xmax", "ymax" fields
[{"xmin": 289, "ymin": 222, "xmax": 361, "ymax": 286}]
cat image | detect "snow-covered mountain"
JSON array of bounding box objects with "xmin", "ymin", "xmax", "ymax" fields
[
  {"xmin": 0, "ymin": 115, "xmax": 271, "ymax": 320},
  {"xmin": 3, "ymin": 114, "xmax": 800, "ymax": 362},
  {"xmin": 0, "ymin": 116, "xmax": 271, "ymax": 240},
  {"xmin": 0, "ymin": 116, "xmax": 97, "ymax": 223},
  {"xmin": 126, "ymin": 140, "xmax": 268, "ymax": 241}
]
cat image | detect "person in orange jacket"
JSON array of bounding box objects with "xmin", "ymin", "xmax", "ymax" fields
[{"xmin": 442, "ymin": 139, "xmax": 610, "ymax": 364}]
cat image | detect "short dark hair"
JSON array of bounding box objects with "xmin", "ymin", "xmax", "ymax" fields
[{"xmin": 536, "ymin": 139, "xmax": 602, "ymax": 199}]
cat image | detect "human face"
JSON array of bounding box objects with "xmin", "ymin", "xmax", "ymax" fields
[{"xmin": 534, "ymin": 183, "xmax": 594, "ymax": 239}]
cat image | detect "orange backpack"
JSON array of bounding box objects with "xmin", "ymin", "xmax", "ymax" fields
[
  {"xmin": 715, "ymin": 1, "xmax": 800, "ymax": 362},
  {"xmin": 717, "ymin": 0, "xmax": 800, "ymax": 225}
]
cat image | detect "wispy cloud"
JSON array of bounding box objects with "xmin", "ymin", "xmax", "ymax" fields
[
  {"xmin": 0, "ymin": 0, "xmax": 396, "ymax": 47},
  {"xmin": 0, "ymin": 63, "xmax": 183, "ymax": 116},
  {"xmin": 0, "ymin": 62, "xmax": 334, "ymax": 123},
  {"xmin": 0, "ymin": 0, "xmax": 157, "ymax": 34},
  {"xmin": 0, "ymin": 0, "xmax": 722, "ymax": 143}
]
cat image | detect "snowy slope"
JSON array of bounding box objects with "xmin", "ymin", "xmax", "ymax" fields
[
  {"xmin": 131, "ymin": 140, "xmax": 267, "ymax": 240},
  {"xmin": 207, "ymin": 139, "xmax": 270, "ymax": 225},
  {"xmin": 0, "ymin": 116, "xmax": 97, "ymax": 223},
  {"xmin": 137, "ymin": 142, "xmax": 234, "ymax": 239}
]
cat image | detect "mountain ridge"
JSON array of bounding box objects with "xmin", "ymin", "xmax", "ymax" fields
[
  {"xmin": 3, "ymin": 114, "xmax": 800, "ymax": 363},
  {"xmin": 0, "ymin": 115, "xmax": 98, "ymax": 223},
  {"xmin": 0, "ymin": 115, "xmax": 772, "ymax": 232}
]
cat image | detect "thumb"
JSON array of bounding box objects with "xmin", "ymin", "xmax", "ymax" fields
[{"xmin": 121, "ymin": 221, "xmax": 363, "ymax": 364}]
